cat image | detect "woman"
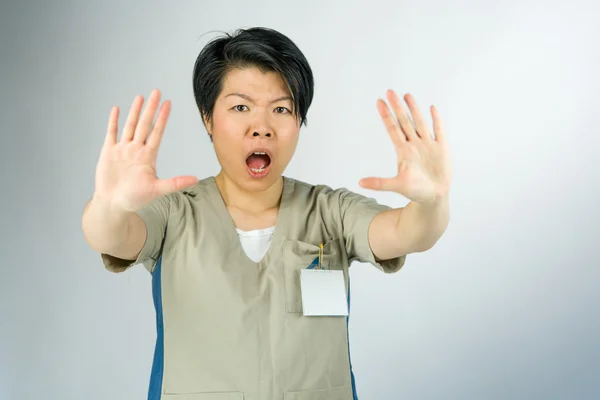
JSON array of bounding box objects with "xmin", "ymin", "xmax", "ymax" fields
[{"xmin": 82, "ymin": 27, "xmax": 451, "ymax": 400}]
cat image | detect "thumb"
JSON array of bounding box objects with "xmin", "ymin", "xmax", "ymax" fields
[
  {"xmin": 154, "ymin": 175, "xmax": 199, "ymax": 196},
  {"xmin": 359, "ymin": 177, "xmax": 402, "ymax": 192}
]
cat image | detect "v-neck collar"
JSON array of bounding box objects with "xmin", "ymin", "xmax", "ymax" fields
[{"xmin": 207, "ymin": 176, "xmax": 294, "ymax": 265}]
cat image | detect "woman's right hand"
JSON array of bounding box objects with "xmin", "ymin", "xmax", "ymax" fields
[{"xmin": 93, "ymin": 89, "xmax": 198, "ymax": 212}]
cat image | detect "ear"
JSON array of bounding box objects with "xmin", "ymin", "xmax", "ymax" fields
[
  {"xmin": 201, "ymin": 112, "xmax": 214, "ymax": 141},
  {"xmin": 201, "ymin": 111, "xmax": 211, "ymax": 128}
]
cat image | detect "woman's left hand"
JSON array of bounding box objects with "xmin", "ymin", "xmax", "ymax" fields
[{"xmin": 359, "ymin": 90, "xmax": 452, "ymax": 205}]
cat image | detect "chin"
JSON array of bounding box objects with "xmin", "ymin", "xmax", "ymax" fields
[
  {"xmin": 222, "ymin": 166, "xmax": 282, "ymax": 193},
  {"xmin": 242, "ymin": 169, "xmax": 283, "ymax": 192}
]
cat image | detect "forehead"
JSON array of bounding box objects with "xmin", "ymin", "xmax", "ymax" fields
[{"xmin": 220, "ymin": 67, "xmax": 290, "ymax": 99}]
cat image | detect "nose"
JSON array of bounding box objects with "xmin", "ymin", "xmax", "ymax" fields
[{"xmin": 250, "ymin": 110, "xmax": 273, "ymax": 138}]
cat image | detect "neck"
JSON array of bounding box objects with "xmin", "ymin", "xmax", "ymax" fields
[{"xmin": 215, "ymin": 170, "xmax": 283, "ymax": 215}]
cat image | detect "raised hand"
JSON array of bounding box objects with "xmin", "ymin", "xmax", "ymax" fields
[
  {"xmin": 94, "ymin": 89, "xmax": 198, "ymax": 212},
  {"xmin": 359, "ymin": 90, "xmax": 451, "ymax": 205}
]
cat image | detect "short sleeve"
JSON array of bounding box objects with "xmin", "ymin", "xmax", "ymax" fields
[
  {"xmin": 101, "ymin": 194, "xmax": 171, "ymax": 274},
  {"xmin": 338, "ymin": 189, "xmax": 406, "ymax": 274}
]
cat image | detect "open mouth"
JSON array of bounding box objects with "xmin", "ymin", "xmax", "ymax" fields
[{"xmin": 245, "ymin": 150, "xmax": 272, "ymax": 176}]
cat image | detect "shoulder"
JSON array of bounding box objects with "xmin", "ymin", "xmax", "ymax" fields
[
  {"xmin": 286, "ymin": 176, "xmax": 348, "ymax": 201},
  {"xmin": 286, "ymin": 176, "xmax": 383, "ymax": 209},
  {"xmin": 147, "ymin": 176, "xmax": 215, "ymax": 216},
  {"xmin": 166, "ymin": 176, "xmax": 215, "ymax": 201}
]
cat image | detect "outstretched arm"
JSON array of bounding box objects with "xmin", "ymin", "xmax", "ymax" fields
[{"xmin": 360, "ymin": 90, "xmax": 452, "ymax": 260}]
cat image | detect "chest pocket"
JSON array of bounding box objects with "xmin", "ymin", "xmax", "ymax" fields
[{"xmin": 282, "ymin": 238, "xmax": 348, "ymax": 313}]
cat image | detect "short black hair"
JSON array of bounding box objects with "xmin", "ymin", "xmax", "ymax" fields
[{"xmin": 192, "ymin": 27, "xmax": 314, "ymax": 139}]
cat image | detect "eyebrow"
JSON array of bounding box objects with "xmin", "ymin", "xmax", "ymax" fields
[{"xmin": 224, "ymin": 92, "xmax": 292, "ymax": 103}]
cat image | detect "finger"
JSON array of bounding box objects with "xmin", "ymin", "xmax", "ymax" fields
[
  {"xmin": 105, "ymin": 106, "xmax": 119, "ymax": 146},
  {"xmin": 431, "ymin": 105, "xmax": 446, "ymax": 143},
  {"xmin": 359, "ymin": 177, "xmax": 402, "ymax": 192},
  {"xmin": 387, "ymin": 90, "xmax": 418, "ymax": 141},
  {"xmin": 377, "ymin": 99, "xmax": 405, "ymax": 147},
  {"xmin": 154, "ymin": 175, "xmax": 199, "ymax": 196},
  {"xmin": 146, "ymin": 100, "xmax": 171, "ymax": 150},
  {"xmin": 121, "ymin": 95, "xmax": 144, "ymax": 142},
  {"xmin": 134, "ymin": 89, "xmax": 161, "ymax": 143},
  {"xmin": 404, "ymin": 93, "xmax": 432, "ymax": 141}
]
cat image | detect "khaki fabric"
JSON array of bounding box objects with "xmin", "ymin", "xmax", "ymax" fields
[{"xmin": 101, "ymin": 176, "xmax": 406, "ymax": 400}]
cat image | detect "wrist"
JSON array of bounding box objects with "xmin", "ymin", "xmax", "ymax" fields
[
  {"xmin": 89, "ymin": 193, "xmax": 131, "ymax": 221},
  {"xmin": 414, "ymin": 193, "xmax": 449, "ymax": 209}
]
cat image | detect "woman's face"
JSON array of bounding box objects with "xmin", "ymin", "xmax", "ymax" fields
[{"xmin": 207, "ymin": 67, "xmax": 300, "ymax": 193}]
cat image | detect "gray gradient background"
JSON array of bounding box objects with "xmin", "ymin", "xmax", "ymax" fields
[{"xmin": 1, "ymin": 1, "xmax": 599, "ymax": 399}]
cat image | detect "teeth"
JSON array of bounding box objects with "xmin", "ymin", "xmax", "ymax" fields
[
  {"xmin": 250, "ymin": 167, "xmax": 266, "ymax": 173},
  {"xmin": 254, "ymin": 152, "xmax": 266, "ymax": 155}
]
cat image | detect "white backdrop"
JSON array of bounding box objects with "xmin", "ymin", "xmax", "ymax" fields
[{"xmin": 1, "ymin": 0, "xmax": 599, "ymax": 399}]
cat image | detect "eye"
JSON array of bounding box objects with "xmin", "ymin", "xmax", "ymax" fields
[
  {"xmin": 233, "ymin": 105, "xmax": 248, "ymax": 112},
  {"xmin": 274, "ymin": 106, "xmax": 290, "ymax": 114}
]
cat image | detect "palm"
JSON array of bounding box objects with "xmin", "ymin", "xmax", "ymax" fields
[
  {"xmin": 95, "ymin": 145, "xmax": 160, "ymax": 211},
  {"xmin": 360, "ymin": 91, "xmax": 451, "ymax": 204},
  {"xmin": 95, "ymin": 89, "xmax": 197, "ymax": 212}
]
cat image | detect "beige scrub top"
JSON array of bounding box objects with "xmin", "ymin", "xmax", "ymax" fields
[{"xmin": 101, "ymin": 176, "xmax": 406, "ymax": 400}]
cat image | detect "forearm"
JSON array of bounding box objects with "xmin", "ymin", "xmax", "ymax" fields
[
  {"xmin": 369, "ymin": 196, "xmax": 450, "ymax": 260},
  {"xmin": 81, "ymin": 195, "xmax": 133, "ymax": 254},
  {"xmin": 394, "ymin": 196, "xmax": 450, "ymax": 253}
]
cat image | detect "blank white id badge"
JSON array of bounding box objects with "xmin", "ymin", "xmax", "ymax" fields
[{"xmin": 300, "ymin": 269, "xmax": 348, "ymax": 316}]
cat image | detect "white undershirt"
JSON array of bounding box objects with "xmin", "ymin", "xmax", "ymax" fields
[{"xmin": 236, "ymin": 226, "xmax": 276, "ymax": 263}]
